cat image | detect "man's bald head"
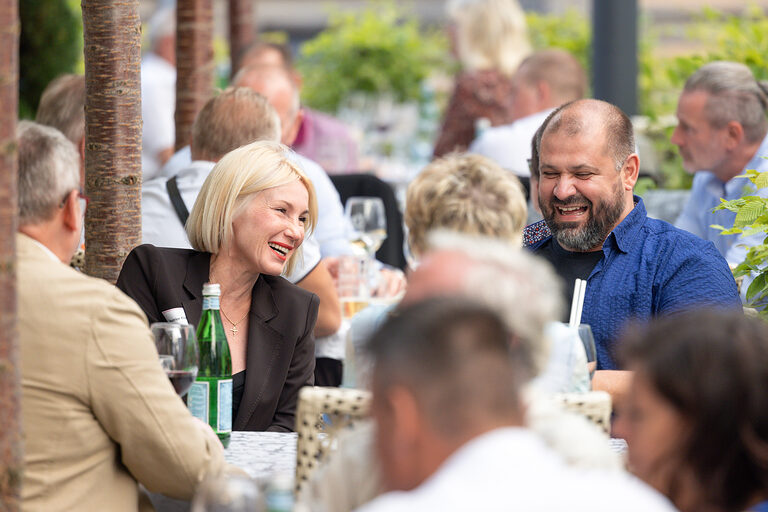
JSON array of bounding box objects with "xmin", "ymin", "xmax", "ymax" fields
[
  {"xmin": 539, "ymin": 99, "xmax": 635, "ymax": 171},
  {"xmin": 232, "ymin": 65, "xmax": 301, "ymax": 145}
]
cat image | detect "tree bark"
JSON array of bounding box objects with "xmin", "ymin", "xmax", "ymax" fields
[
  {"xmin": 228, "ymin": 0, "xmax": 255, "ymax": 79},
  {"xmin": 175, "ymin": 0, "xmax": 214, "ymax": 152},
  {"xmin": 0, "ymin": 0, "xmax": 22, "ymax": 509},
  {"xmin": 82, "ymin": 0, "xmax": 142, "ymax": 284}
]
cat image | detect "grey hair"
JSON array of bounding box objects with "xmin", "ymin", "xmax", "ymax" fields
[
  {"xmin": 17, "ymin": 121, "xmax": 80, "ymax": 226},
  {"xmin": 684, "ymin": 61, "xmax": 768, "ymax": 143},
  {"xmin": 35, "ymin": 74, "xmax": 85, "ymax": 146},
  {"xmin": 427, "ymin": 230, "xmax": 563, "ymax": 376}
]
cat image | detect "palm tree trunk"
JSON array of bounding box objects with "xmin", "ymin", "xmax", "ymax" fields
[
  {"xmin": 175, "ymin": 0, "xmax": 214, "ymax": 152},
  {"xmin": 0, "ymin": 0, "xmax": 22, "ymax": 508},
  {"xmin": 228, "ymin": 0, "xmax": 255, "ymax": 79},
  {"xmin": 82, "ymin": 0, "xmax": 142, "ymax": 284}
]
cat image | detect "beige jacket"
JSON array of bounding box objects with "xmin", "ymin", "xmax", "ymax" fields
[{"xmin": 17, "ymin": 233, "xmax": 225, "ymax": 511}]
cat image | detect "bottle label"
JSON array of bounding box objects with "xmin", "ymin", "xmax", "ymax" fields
[
  {"xmin": 187, "ymin": 381, "xmax": 209, "ymax": 422},
  {"xmin": 218, "ymin": 379, "xmax": 233, "ymax": 432},
  {"xmin": 202, "ymin": 296, "xmax": 220, "ymax": 310}
]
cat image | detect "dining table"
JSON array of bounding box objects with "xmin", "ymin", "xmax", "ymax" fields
[{"xmin": 148, "ymin": 431, "xmax": 297, "ymax": 512}]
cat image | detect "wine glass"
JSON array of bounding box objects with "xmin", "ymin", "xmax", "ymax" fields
[
  {"xmin": 577, "ymin": 324, "xmax": 597, "ymax": 381},
  {"xmin": 151, "ymin": 322, "xmax": 199, "ymax": 397},
  {"xmin": 191, "ymin": 472, "xmax": 265, "ymax": 512},
  {"xmin": 345, "ymin": 197, "xmax": 387, "ymax": 257}
]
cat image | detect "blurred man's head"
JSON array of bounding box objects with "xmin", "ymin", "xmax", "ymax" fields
[
  {"xmin": 146, "ymin": 7, "xmax": 176, "ymax": 65},
  {"xmin": 536, "ymin": 99, "xmax": 639, "ymax": 252},
  {"xmin": 17, "ymin": 121, "xmax": 83, "ymax": 262},
  {"xmin": 367, "ymin": 297, "xmax": 525, "ymax": 491},
  {"xmin": 35, "ymin": 74, "xmax": 86, "ymax": 187},
  {"xmin": 236, "ymin": 42, "xmax": 295, "ymax": 76},
  {"xmin": 233, "ymin": 65, "xmax": 302, "ymax": 146},
  {"xmin": 190, "ymin": 87, "xmax": 281, "ymax": 162},
  {"xmin": 671, "ymin": 61, "xmax": 768, "ymax": 181},
  {"xmin": 401, "ymin": 231, "xmax": 562, "ymax": 377},
  {"xmin": 509, "ymin": 49, "xmax": 587, "ymax": 120}
]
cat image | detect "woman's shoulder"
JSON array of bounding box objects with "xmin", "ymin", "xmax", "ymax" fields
[
  {"xmin": 120, "ymin": 244, "xmax": 207, "ymax": 285},
  {"xmin": 128, "ymin": 244, "xmax": 199, "ymax": 261}
]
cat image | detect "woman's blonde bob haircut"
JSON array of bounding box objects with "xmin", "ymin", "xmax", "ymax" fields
[
  {"xmin": 186, "ymin": 140, "xmax": 318, "ymax": 276},
  {"xmin": 448, "ymin": 0, "xmax": 531, "ymax": 76},
  {"xmin": 405, "ymin": 152, "xmax": 527, "ymax": 258}
]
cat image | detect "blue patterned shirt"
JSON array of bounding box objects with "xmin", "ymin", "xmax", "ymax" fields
[{"xmin": 525, "ymin": 197, "xmax": 741, "ymax": 370}]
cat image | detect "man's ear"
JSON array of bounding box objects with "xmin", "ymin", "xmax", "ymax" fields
[
  {"xmin": 622, "ymin": 153, "xmax": 640, "ymax": 191},
  {"xmin": 387, "ymin": 385, "xmax": 424, "ymax": 446},
  {"xmin": 725, "ymin": 120, "xmax": 744, "ymax": 150},
  {"xmin": 285, "ymin": 107, "xmax": 304, "ymax": 146},
  {"xmin": 61, "ymin": 190, "xmax": 80, "ymax": 232},
  {"xmin": 536, "ymin": 80, "xmax": 551, "ymax": 108}
]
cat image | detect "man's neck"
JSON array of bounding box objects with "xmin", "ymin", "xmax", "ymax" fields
[
  {"xmin": 718, "ymin": 138, "xmax": 764, "ymax": 183},
  {"xmin": 18, "ymin": 224, "xmax": 72, "ymax": 264}
]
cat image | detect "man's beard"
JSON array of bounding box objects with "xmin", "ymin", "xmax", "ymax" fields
[{"xmin": 541, "ymin": 182, "xmax": 625, "ymax": 252}]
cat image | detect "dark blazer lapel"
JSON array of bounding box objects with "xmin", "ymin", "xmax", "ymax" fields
[
  {"xmin": 181, "ymin": 251, "xmax": 211, "ymax": 328},
  {"xmin": 234, "ymin": 275, "xmax": 284, "ymax": 430}
]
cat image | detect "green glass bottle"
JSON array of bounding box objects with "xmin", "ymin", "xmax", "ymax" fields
[{"xmin": 188, "ymin": 283, "xmax": 232, "ymax": 448}]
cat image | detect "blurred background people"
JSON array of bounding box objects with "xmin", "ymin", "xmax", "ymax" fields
[
  {"xmin": 672, "ymin": 61, "xmax": 768, "ymax": 268},
  {"xmin": 16, "ymin": 121, "xmax": 225, "ymax": 510},
  {"xmin": 118, "ymin": 141, "xmax": 319, "ymax": 432},
  {"xmin": 615, "ymin": 310, "xmax": 768, "ymax": 512},
  {"xmin": 35, "ymin": 73, "xmax": 86, "ymax": 178},
  {"xmin": 432, "ymin": 0, "xmax": 531, "ymax": 157},
  {"xmin": 469, "ymin": 49, "xmax": 588, "ymax": 198},
  {"xmin": 237, "ymin": 41, "xmax": 360, "ymax": 174},
  {"xmin": 141, "ymin": 6, "xmax": 177, "ymax": 180},
  {"xmin": 355, "ymin": 298, "xmax": 674, "ymax": 512}
]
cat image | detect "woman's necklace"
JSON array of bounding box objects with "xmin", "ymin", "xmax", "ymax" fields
[
  {"xmin": 219, "ymin": 307, "xmax": 248, "ymax": 336},
  {"xmin": 209, "ymin": 268, "xmax": 249, "ymax": 336}
]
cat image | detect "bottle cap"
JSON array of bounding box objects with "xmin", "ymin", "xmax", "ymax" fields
[{"xmin": 202, "ymin": 282, "xmax": 221, "ymax": 296}]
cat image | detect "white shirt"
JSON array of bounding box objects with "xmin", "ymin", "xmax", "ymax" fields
[
  {"xmin": 469, "ymin": 109, "xmax": 554, "ymax": 178},
  {"xmin": 140, "ymin": 53, "xmax": 176, "ymax": 181},
  {"xmin": 140, "ymin": 158, "xmax": 320, "ymax": 283},
  {"xmin": 356, "ymin": 428, "xmax": 675, "ymax": 512}
]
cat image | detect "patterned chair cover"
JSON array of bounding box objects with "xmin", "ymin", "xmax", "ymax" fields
[{"xmin": 294, "ymin": 386, "xmax": 371, "ymax": 494}]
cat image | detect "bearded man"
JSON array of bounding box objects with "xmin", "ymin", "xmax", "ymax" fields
[{"xmin": 524, "ymin": 99, "xmax": 740, "ymax": 401}]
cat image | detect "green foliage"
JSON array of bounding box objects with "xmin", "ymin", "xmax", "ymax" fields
[
  {"xmin": 714, "ymin": 170, "xmax": 768, "ymax": 314},
  {"xmin": 19, "ymin": 0, "xmax": 82, "ymax": 119},
  {"xmin": 296, "ymin": 1, "xmax": 448, "ymax": 113},
  {"xmin": 639, "ymin": 7, "xmax": 768, "ymax": 189},
  {"xmin": 526, "ymin": 9, "xmax": 591, "ymax": 73}
]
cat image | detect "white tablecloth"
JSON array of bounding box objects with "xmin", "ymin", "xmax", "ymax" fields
[{"xmin": 150, "ymin": 432, "xmax": 297, "ymax": 511}]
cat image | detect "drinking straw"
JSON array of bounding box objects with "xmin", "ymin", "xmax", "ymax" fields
[
  {"xmin": 569, "ymin": 279, "xmax": 581, "ymax": 327},
  {"xmin": 575, "ymin": 279, "xmax": 587, "ymax": 326}
]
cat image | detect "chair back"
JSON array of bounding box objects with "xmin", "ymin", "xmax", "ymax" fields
[
  {"xmin": 553, "ymin": 391, "xmax": 612, "ymax": 435},
  {"xmin": 295, "ymin": 386, "xmax": 372, "ymax": 494}
]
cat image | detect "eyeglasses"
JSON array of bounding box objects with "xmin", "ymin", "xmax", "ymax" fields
[{"xmin": 59, "ymin": 189, "xmax": 89, "ymax": 214}]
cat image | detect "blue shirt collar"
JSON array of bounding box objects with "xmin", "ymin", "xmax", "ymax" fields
[{"xmin": 604, "ymin": 195, "xmax": 645, "ymax": 255}]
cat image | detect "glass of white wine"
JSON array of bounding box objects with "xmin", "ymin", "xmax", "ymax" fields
[{"xmin": 345, "ymin": 196, "xmax": 387, "ymax": 257}]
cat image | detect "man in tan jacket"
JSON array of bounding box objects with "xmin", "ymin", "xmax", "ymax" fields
[{"xmin": 16, "ymin": 120, "xmax": 225, "ymax": 510}]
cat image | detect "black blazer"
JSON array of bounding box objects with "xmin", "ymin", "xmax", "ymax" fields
[{"xmin": 116, "ymin": 244, "xmax": 318, "ymax": 432}]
